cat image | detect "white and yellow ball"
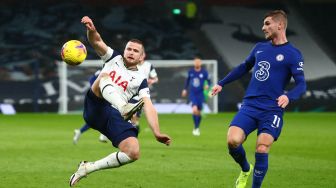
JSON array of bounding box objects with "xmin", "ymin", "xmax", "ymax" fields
[{"xmin": 61, "ymin": 40, "xmax": 87, "ymax": 66}]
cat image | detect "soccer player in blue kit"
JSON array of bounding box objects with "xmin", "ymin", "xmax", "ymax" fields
[
  {"xmin": 182, "ymin": 57, "xmax": 211, "ymax": 136},
  {"xmin": 69, "ymin": 16, "xmax": 171, "ymax": 187},
  {"xmin": 211, "ymin": 10, "xmax": 306, "ymax": 188}
]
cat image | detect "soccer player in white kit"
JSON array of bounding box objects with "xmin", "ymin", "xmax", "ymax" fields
[{"xmin": 69, "ymin": 16, "xmax": 171, "ymax": 187}]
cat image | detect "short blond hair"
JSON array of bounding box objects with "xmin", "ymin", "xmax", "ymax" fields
[{"xmin": 264, "ymin": 10, "xmax": 287, "ymax": 29}]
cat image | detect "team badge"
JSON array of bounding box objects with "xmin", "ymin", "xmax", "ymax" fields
[{"xmin": 276, "ymin": 54, "xmax": 284, "ymax": 62}]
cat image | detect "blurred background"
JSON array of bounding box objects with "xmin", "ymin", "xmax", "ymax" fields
[{"xmin": 0, "ymin": 0, "xmax": 335, "ymax": 113}]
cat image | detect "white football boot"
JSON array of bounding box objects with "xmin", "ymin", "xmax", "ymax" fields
[
  {"xmin": 98, "ymin": 134, "xmax": 108, "ymax": 143},
  {"xmin": 192, "ymin": 128, "xmax": 200, "ymax": 136},
  {"xmin": 121, "ymin": 99, "xmax": 144, "ymax": 121},
  {"xmin": 69, "ymin": 161, "xmax": 88, "ymax": 187},
  {"xmin": 73, "ymin": 129, "xmax": 81, "ymax": 144}
]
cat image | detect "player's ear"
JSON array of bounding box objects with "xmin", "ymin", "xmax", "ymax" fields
[{"xmin": 140, "ymin": 52, "xmax": 146, "ymax": 61}]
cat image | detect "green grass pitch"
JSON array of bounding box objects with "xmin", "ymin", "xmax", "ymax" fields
[{"xmin": 0, "ymin": 113, "xmax": 335, "ymax": 188}]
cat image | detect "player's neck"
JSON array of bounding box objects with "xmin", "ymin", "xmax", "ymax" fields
[
  {"xmin": 194, "ymin": 67, "xmax": 201, "ymax": 72},
  {"xmin": 124, "ymin": 60, "xmax": 138, "ymax": 71},
  {"xmin": 271, "ymin": 33, "xmax": 287, "ymax": 45}
]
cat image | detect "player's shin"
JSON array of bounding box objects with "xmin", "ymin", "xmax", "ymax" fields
[
  {"xmin": 99, "ymin": 76, "xmax": 126, "ymax": 111},
  {"xmin": 85, "ymin": 152, "xmax": 133, "ymax": 173},
  {"xmin": 252, "ymin": 153, "xmax": 268, "ymax": 188},
  {"xmin": 229, "ymin": 145, "xmax": 250, "ymax": 172}
]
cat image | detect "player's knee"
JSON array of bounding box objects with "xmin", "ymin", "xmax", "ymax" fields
[
  {"xmin": 192, "ymin": 107, "xmax": 200, "ymax": 115},
  {"xmin": 98, "ymin": 74, "xmax": 111, "ymax": 87},
  {"xmin": 126, "ymin": 149, "xmax": 140, "ymax": 161},
  {"xmin": 227, "ymin": 137, "xmax": 242, "ymax": 148},
  {"xmin": 256, "ymin": 144, "xmax": 270, "ymax": 153}
]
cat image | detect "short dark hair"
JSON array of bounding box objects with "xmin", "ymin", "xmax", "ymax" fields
[
  {"xmin": 264, "ymin": 10, "xmax": 287, "ymax": 29},
  {"xmin": 128, "ymin": 38, "xmax": 145, "ymax": 52},
  {"xmin": 129, "ymin": 38, "xmax": 143, "ymax": 46}
]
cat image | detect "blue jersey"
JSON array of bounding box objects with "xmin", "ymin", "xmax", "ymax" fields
[
  {"xmin": 218, "ymin": 41, "xmax": 306, "ymax": 110},
  {"xmin": 184, "ymin": 67, "xmax": 210, "ymax": 96}
]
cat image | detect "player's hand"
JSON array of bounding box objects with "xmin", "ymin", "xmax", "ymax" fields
[
  {"xmin": 155, "ymin": 133, "xmax": 171, "ymax": 146},
  {"xmin": 181, "ymin": 89, "xmax": 187, "ymax": 97},
  {"xmin": 81, "ymin": 16, "xmax": 96, "ymax": 31},
  {"xmin": 211, "ymin": 84, "xmax": 222, "ymax": 96},
  {"xmin": 277, "ymin": 95, "xmax": 289, "ymax": 108}
]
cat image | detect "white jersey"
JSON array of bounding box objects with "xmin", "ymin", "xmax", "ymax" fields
[
  {"xmin": 137, "ymin": 60, "xmax": 157, "ymax": 79},
  {"xmin": 132, "ymin": 61, "xmax": 157, "ymax": 101},
  {"xmin": 99, "ymin": 47, "xmax": 150, "ymax": 104}
]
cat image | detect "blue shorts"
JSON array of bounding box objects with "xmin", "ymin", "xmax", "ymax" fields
[
  {"xmin": 83, "ymin": 90, "xmax": 138, "ymax": 147},
  {"xmin": 230, "ymin": 105, "xmax": 284, "ymax": 141},
  {"xmin": 190, "ymin": 93, "xmax": 204, "ymax": 110}
]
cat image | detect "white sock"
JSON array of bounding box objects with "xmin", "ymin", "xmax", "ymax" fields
[
  {"xmin": 85, "ymin": 152, "xmax": 133, "ymax": 173},
  {"xmin": 99, "ymin": 77, "xmax": 126, "ymax": 112}
]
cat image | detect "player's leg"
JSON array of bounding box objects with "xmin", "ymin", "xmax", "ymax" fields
[
  {"xmin": 94, "ymin": 73, "xmax": 144, "ymax": 120},
  {"xmin": 228, "ymin": 110, "xmax": 257, "ymax": 188},
  {"xmin": 228, "ymin": 126, "xmax": 253, "ymax": 188},
  {"xmin": 191, "ymin": 105, "xmax": 201, "ymax": 136},
  {"xmin": 252, "ymin": 111, "xmax": 283, "ymax": 188},
  {"xmin": 69, "ymin": 102, "xmax": 139, "ymax": 186},
  {"xmin": 73, "ymin": 124, "xmax": 90, "ymax": 144},
  {"xmin": 69, "ymin": 134, "xmax": 139, "ymax": 187},
  {"xmin": 252, "ymin": 133, "xmax": 274, "ymax": 188},
  {"xmin": 78, "ymin": 137, "xmax": 139, "ymax": 174},
  {"xmin": 227, "ymin": 126, "xmax": 249, "ymax": 169},
  {"xmin": 87, "ymin": 114, "xmax": 140, "ymax": 172}
]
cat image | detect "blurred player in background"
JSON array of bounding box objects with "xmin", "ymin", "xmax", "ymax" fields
[
  {"xmin": 69, "ymin": 16, "xmax": 171, "ymax": 187},
  {"xmin": 181, "ymin": 56, "xmax": 211, "ymax": 136},
  {"xmin": 130, "ymin": 52, "xmax": 158, "ymax": 132},
  {"xmin": 72, "ymin": 70, "xmax": 109, "ymax": 144},
  {"xmin": 211, "ymin": 10, "xmax": 306, "ymax": 188}
]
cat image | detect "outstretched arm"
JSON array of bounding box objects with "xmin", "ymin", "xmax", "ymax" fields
[
  {"xmin": 81, "ymin": 16, "xmax": 108, "ymax": 56},
  {"xmin": 143, "ymin": 97, "xmax": 171, "ymax": 146}
]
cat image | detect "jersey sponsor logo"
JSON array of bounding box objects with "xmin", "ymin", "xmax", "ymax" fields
[
  {"xmin": 192, "ymin": 77, "xmax": 201, "ymax": 87},
  {"xmin": 255, "ymin": 61, "xmax": 270, "ymax": 81},
  {"xmin": 276, "ymin": 54, "xmax": 284, "ymax": 61},
  {"xmin": 109, "ymin": 70, "xmax": 128, "ymax": 91},
  {"xmin": 297, "ymin": 61, "xmax": 304, "ymax": 71}
]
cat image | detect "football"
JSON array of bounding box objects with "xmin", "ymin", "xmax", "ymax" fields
[{"xmin": 61, "ymin": 40, "xmax": 87, "ymax": 66}]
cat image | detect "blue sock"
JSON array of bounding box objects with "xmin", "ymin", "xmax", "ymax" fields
[
  {"xmin": 252, "ymin": 153, "xmax": 268, "ymax": 188},
  {"xmin": 195, "ymin": 115, "xmax": 202, "ymax": 129},
  {"xmin": 229, "ymin": 145, "xmax": 250, "ymax": 172},
  {"xmin": 192, "ymin": 115, "xmax": 201, "ymax": 129},
  {"xmin": 80, "ymin": 124, "xmax": 90, "ymax": 133}
]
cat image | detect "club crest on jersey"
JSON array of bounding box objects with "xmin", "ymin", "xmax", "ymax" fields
[
  {"xmin": 276, "ymin": 54, "xmax": 284, "ymax": 62},
  {"xmin": 109, "ymin": 70, "xmax": 128, "ymax": 91}
]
